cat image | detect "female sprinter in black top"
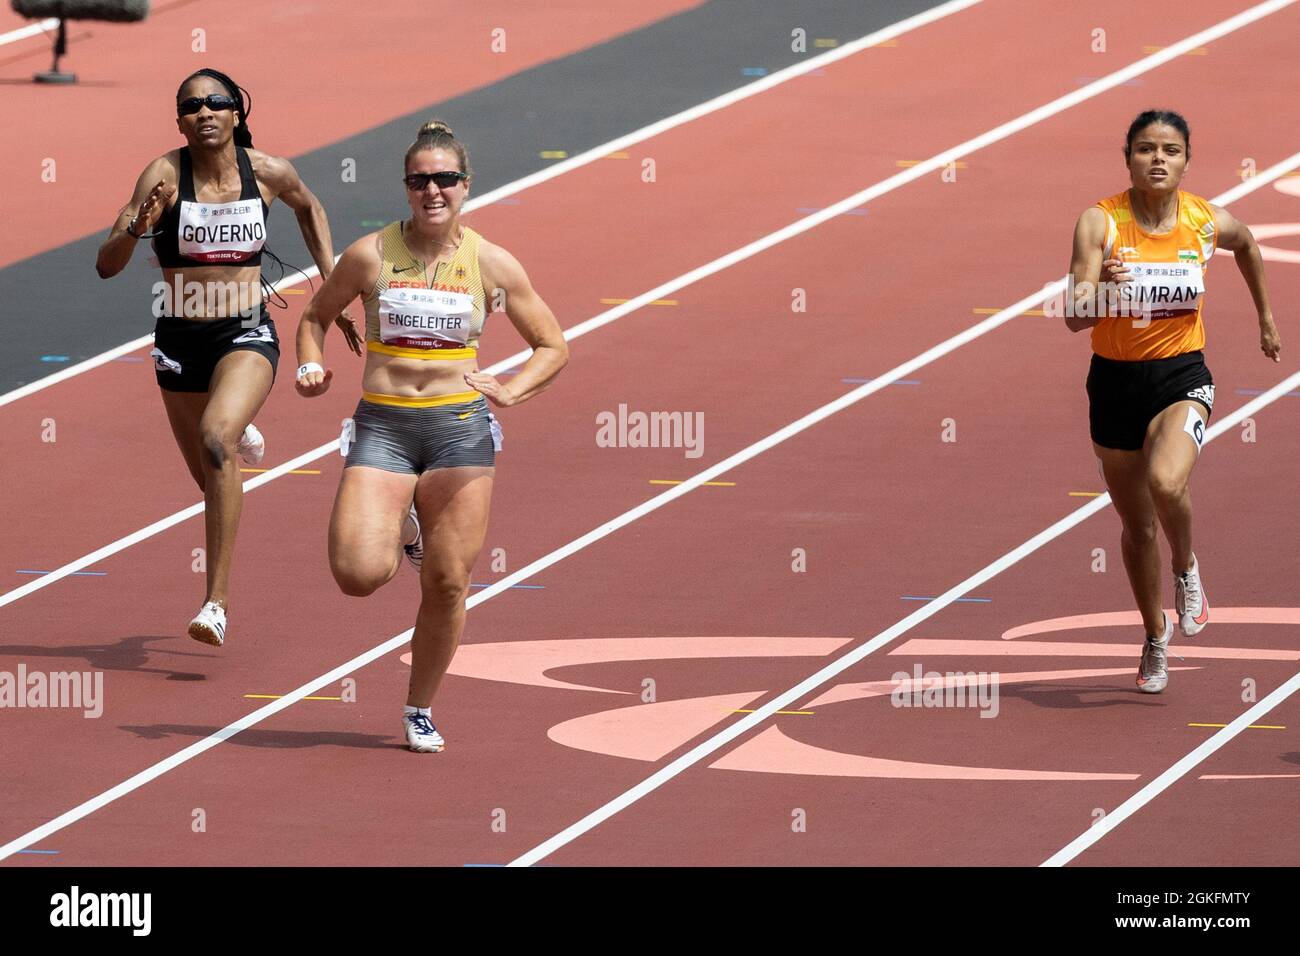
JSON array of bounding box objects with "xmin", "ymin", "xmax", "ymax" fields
[{"xmin": 96, "ymin": 68, "xmax": 361, "ymax": 647}]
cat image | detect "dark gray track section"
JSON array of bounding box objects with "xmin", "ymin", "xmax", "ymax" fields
[{"xmin": 1, "ymin": 0, "xmax": 951, "ymax": 392}]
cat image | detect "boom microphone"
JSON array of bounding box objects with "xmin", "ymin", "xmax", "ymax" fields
[{"xmin": 10, "ymin": 0, "xmax": 150, "ymax": 83}]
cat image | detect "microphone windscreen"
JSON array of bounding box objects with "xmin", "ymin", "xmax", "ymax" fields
[{"xmin": 11, "ymin": 0, "xmax": 149, "ymax": 22}]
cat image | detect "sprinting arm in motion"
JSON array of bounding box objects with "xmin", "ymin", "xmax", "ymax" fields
[
  {"xmin": 467, "ymin": 241, "xmax": 569, "ymax": 406},
  {"xmin": 260, "ymin": 154, "xmax": 363, "ymax": 356},
  {"xmin": 296, "ymin": 237, "xmax": 376, "ymax": 396},
  {"xmin": 96, "ymin": 159, "xmax": 175, "ymax": 279},
  {"xmin": 1064, "ymin": 207, "xmax": 1110, "ymax": 333},
  {"xmin": 1213, "ymin": 205, "xmax": 1281, "ymax": 362}
]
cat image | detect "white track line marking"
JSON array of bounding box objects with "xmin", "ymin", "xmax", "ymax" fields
[
  {"xmin": 0, "ymin": 2, "xmax": 1295, "ymax": 861},
  {"xmin": 6, "ymin": 3, "xmax": 1295, "ymax": 610},
  {"xmin": 0, "ymin": 17, "xmax": 55, "ymax": 48},
  {"xmin": 507, "ymin": 368, "xmax": 1300, "ymax": 868},
  {"xmin": 0, "ymin": 0, "xmax": 984, "ymax": 410},
  {"xmin": 1043, "ymin": 672, "xmax": 1300, "ymax": 867}
]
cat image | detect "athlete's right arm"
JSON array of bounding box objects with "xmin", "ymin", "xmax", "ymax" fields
[
  {"xmin": 295, "ymin": 235, "xmax": 378, "ymax": 397},
  {"xmin": 1065, "ymin": 207, "xmax": 1108, "ymax": 333},
  {"xmin": 95, "ymin": 157, "xmax": 176, "ymax": 279}
]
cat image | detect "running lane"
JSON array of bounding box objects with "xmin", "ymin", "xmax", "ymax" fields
[{"xmin": 3, "ymin": 0, "xmax": 1298, "ymax": 865}]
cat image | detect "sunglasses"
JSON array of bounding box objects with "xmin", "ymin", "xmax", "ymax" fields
[
  {"xmin": 403, "ymin": 171, "xmax": 468, "ymax": 191},
  {"xmin": 178, "ymin": 94, "xmax": 238, "ymax": 116}
]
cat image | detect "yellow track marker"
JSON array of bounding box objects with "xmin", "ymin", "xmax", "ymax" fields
[
  {"xmin": 973, "ymin": 307, "xmax": 1045, "ymax": 316},
  {"xmin": 1069, "ymin": 491, "xmax": 1102, "ymax": 498},
  {"xmin": 244, "ymin": 694, "xmax": 342, "ymax": 701},
  {"xmin": 1143, "ymin": 44, "xmax": 1208, "ymax": 55},
  {"xmin": 240, "ymin": 468, "xmax": 321, "ymax": 475},
  {"xmin": 897, "ymin": 159, "xmax": 966, "ymax": 168},
  {"xmin": 599, "ymin": 297, "xmax": 678, "ymax": 306},
  {"xmin": 1188, "ymin": 722, "xmax": 1286, "ymax": 730},
  {"xmin": 874, "ymin": 38, "xmax": 899, "ymax": 47},
  {"xmin": 278, "ymin": 288, "xmax": 306, "ymax": 295},
  {"xmin": 813, "ymin": 38, "xmax": 838, "ymax": 48},
  {"xmin": 733, "ymin": 709, "xmax": 814, "ymax": 715},
  {"xmin": 540, "ymin": 150, "xmax": 568, "ymax": 159},
  {"xmin": 604, "ymin": 151, "xmax": 630, "ymax": 160},
  {"xmin": 650, "ymin": 480, "xmax": 735, "ymax": 487}
]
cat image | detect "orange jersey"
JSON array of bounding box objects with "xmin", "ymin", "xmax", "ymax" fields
[{"xmin": 1090, "ymin": 189, "xmax": 1218, "ymax": 361}]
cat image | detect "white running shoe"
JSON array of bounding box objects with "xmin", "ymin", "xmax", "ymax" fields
[
  {"xmin": 402, "ymin": 502, "xmax": 423, "ymax": 571},
  {"xmin": 237, "ymin": 423, "xmax": 265, "ymax": 466},
  {"xmin": 1175, "ymin": 555, "xmax": 1209, "ymax": 637},
  {"xmin": 1136, "ymin": 613, "xmax": 1174, "ymax": 694},
  {"xmin": 402, "ymin": 712, "xmax": 444, "ymax": 753},
  {"xmin": 188, "ymin": 601, "xmax": 227, "ymax": 647}
]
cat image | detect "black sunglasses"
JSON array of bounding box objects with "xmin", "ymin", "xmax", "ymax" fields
[
  {"xmin": 403, "ymin": 171, "xmax": 468, "ymax": 191},
  {"xmin": 178, "ymin": 94, "xmax": 238, "ymax": 116}
]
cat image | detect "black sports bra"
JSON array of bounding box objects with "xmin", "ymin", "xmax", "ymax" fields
[{"xmin": 152, "ymin": 146, "xmax": 269, "ymax": 268}]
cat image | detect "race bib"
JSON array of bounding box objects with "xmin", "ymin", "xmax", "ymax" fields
[
  {"xmin": 1116, "ymin": 259, "xmax": 1204, "ymax": 321},
  {"xmin": 377, "ymin": 286, "xmax": 475, "ymax": 349},
  {"xmin": 177, "ymin": 199, "xmax": 266, "ymax": 263}
]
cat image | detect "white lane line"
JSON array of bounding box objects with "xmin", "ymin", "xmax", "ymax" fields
[
  {"xmin": 1043, "ymin": 672, "xmax": 1300, "ymax": 867},
  {"xmin": 0, "ymin": 17, "xmax": 55, "ymax": 48},
  {"xmin": 0, "ymin": 0, "xmax": 984, "ymax": 410},
  {"xmin": 507, "ymin": 368, "xmax": 1300, "ymax": 868},
  {"xmin": 6, "ymin": 5, "xmax": 1297, "ymax": 611}
]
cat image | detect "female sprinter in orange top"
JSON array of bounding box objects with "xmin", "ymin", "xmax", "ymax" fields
[
  {"xmin": 295, "ymin": 120, "xmax": 569, "ymax": 752},
  {"xmin": 1066, "ymin": 109, "xmax": 1281, "ymax": 694},
  {"xmin": 96, "ymin": 68, "xmax": 360, "ymax": 647}
]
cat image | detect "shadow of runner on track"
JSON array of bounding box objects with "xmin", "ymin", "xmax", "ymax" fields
[
  {"xmin": 118, "ymin": 724, "xmax": 401, "ymax": 751},
  {"xmin": 0, "ymin": 634, "xmax": 210, "ymax": 681}
]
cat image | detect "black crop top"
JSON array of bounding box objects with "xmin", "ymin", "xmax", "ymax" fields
[{"xmin": 152, "ymin": 146, "xmax": 269, "ymax": 268}]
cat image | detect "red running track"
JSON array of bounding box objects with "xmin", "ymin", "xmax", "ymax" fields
[{"xmin": 2, "ymin": 0, "xmax": 1299, "ymax": 866}]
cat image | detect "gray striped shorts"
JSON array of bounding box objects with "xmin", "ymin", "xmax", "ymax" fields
[{"xmin": 341, "ymin": 396, "xmax": 500, "ymax": 474}]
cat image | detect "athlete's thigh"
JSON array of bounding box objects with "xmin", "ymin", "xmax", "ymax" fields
[
  {"xmin": 329, "ymin": 465, "xmax": 419, "ymax": 572},
  {"xmin": 201, "ymin": 350, "xmax": 275, "ymax": 437},
  {"xmin": 1094, "ymin": 442, "xmax": 1156, "ymax": 531},
  {"xmin": 1144, "ymin": 399, "xmax": 1206, "ymax": 491},
  {"xmin": 159, "ymin": 389, "xmax": 209, "ymax": 484},
  {"xmin": 414, "ymin": 466, "xmax": 495, "ymax": 577}
]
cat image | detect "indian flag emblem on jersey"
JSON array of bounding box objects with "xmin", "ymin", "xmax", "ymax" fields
[{"xmin": 1178, "ymin": 249, "xmax": 1199, "ymax": 263}]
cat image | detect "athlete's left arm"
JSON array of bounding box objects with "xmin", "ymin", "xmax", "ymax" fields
[
  {"xmin": 256, "ymin": 152, "xmax": 363, "ymax": 355},
  {"xmin": 466, "ymin": 241, "xmax": 569, "ymax": 407},
  {"xmin": 1213, "ymin": 205, "xmax": 1281, "ymax": 362}
]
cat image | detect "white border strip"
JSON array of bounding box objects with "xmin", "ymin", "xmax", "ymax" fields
[
  {"xmin": 0, "ymin": 17, "xmax": 56, "ymax": 49},
  {"xmin": 0, "ymin": 0, "xmax": 984, "ymax": 410},
  {"xmin": 506, "ymin": 368, "xmax": 1300, "ymax": 868},
  {"xmin": 1043, "ymin": 671, "xmax": 1300, "ymax": 867}
]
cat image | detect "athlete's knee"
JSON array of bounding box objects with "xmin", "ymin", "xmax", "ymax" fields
[
  {"xmin": 1147, "ymin": 466, "xmax": 1188, "ymax": 504},
  {"xmin": 332, "ymin": 561, "xmax": 391, "ymax": 598},
  {"xmin": 200, "ymin": 422, "xmax": 241, "ymax": 471},
  {"xmin": 1122, "ymin": 519, "xmax": 1159, "ymax": 548},
  {"xmin": 419, "ymin": 568, "xmax": 470, "ymax": 609}
]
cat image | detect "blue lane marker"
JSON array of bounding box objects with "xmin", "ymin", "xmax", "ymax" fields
[
  {"xmin": 17, "ymin": 569, "xmax": 107, "ymax": 576},
  {"xmin": 741, "ymin": 67, "xmax": 767, "ymax": 76},
  {"xmin": 17, "ymin": 849, "xmax": 59, "ymax": 855},
  {"xmin": 40, "ymin": 355, "xmax": 71, "ymax": 362},
  {"xmin": 469, "ymin": 583, "xmax": 544, "ymax": 590},
  {"xmin": 841, "ymin": 378, "xmax": 922, "ymax": 386},
  {"xmin": 1236, "ymin": 387, "xmax": 1300, "ymax": 397},
  {"xmin": 901, "ymin": 595, "xmax": 992, "ymax": 603}
]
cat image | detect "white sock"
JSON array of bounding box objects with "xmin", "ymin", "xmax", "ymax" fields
[{"xmin": 403, "ymin": 705, "xmax": 431, "ymax": 718}]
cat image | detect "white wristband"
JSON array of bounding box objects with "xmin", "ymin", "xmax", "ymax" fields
[{"xmin": 297, "ymin": 362, "xmax": 324, "ymax": 379}]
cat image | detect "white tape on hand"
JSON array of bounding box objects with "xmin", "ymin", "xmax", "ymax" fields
[{"xmin": 297, "ymin": 362, "xmax": 324, "ymax": 380}]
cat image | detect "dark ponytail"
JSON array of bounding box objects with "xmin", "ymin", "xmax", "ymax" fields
[
  {"xmin": 1124, "ymin": 109, "xmax": 1190, "ymax": 161},
  {"xmin": 177, "ymin": 68, "xmax": 254, "ymax": 148}
]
